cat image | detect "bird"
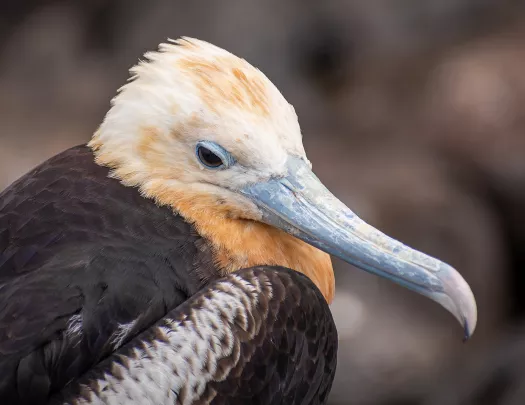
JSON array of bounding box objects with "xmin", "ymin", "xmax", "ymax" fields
[{"xmin": 0, "ymin": 38, "xmax": 477, "ymax": 405}]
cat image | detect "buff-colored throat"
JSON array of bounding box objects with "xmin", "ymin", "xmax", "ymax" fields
[{"xmin": 143, "ymin": 183, "xmax": 335, "ymax": 304}]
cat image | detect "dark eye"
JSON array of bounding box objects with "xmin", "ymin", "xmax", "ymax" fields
[
  {"xmin": 197, "ymin": 145, "xmax": 224, "ymax": 168},
  {"xmin": 195, "ymin": 140, "xmax": 235, "ymax": 170}
]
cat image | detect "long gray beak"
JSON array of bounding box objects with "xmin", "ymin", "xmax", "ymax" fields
[{"xmin": 241, "ymin": 156, "xmax": 477, "ymax": 339}]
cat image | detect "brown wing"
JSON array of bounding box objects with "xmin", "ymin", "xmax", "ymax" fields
[{"xmin": 52, "ymin": 266, "xmax": 338, "ymax": 405}]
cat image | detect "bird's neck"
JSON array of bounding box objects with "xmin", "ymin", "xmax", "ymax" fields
[
  {"xmin": 89, "ymin": 139, "xmax": 334, "ymax": 303},
  {"xmin": 143, "ymin": 181, "xmax": 335, "ymax": 304}
]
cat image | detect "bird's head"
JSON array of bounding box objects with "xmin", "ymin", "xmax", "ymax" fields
[{"xmin": 90, "ymin": 38, "xmax": 477, "ymax": 338}]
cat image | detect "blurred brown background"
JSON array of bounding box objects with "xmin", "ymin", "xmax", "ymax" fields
[{"xmin": 1, "ymin": 1, "xmax": 525, "ymax": 404}]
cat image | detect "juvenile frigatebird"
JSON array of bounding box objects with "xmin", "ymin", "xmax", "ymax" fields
[{"xmin": 0, "ymin": 38, "xmax": 477, "ymax": 405}]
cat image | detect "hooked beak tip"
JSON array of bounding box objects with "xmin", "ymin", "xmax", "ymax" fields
[
  {"xmin": 438, "ymin": 263, "xmax": 477, "ymax": 340},
  {"xmin": 426, "ymin": 262, "xmax": 477, "ymax": 340}
]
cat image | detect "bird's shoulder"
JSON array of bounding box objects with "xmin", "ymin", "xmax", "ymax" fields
[
  {"xmin": 0, "ymin": 145, "xmax": 219, "ymax": 287},
  {"xmin": 0, "ymin": 145, "xmax": 199, "ymax": 277},
  {"xmin": 0, "ymin": 145, "xmax": 218, "ymax": 404}
]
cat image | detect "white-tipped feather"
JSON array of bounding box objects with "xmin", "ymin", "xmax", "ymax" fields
[{"xmin": 65, "ymin": 275, "xmax": 263, "ymax": 405}]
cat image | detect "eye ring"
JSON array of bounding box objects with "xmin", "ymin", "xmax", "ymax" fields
[{"xmin": 195, "ymin": 141, "xmax": 235, "ymax": 170}]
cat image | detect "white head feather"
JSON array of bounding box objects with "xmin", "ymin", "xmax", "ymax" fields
[{"xmin": 90, "ymin": 37, "xmax": 310, "ymax": 215}]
